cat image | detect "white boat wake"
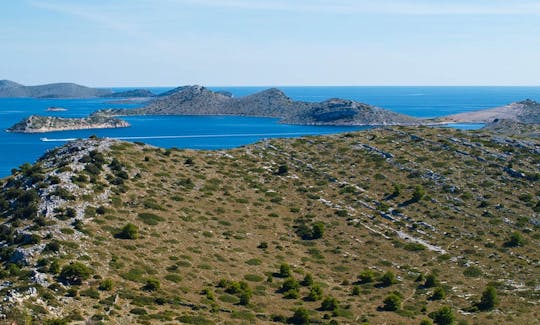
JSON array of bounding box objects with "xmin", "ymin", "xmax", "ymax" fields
[{"xmin": 40, "ymin": 132, "xmax": 327, "ymax": 142}]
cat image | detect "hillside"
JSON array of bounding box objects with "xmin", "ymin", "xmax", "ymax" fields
[
  {"xmin": 0, "ymin": 80, "xmax": 112, "ymax": 98},
  {"xmin": 101, "ymin": 85, "xmax": 422, "ymax": 126},
  {"xmin": 439, "ymin": 99, "xmax": 540, "ymax": 124},
  {"xmin": 0, "ymin": 127, "xmax": 538, "ymax": 324},
  {"xmin": 6, "ymin": 115, "xmax": 130, "ymax": 133}
]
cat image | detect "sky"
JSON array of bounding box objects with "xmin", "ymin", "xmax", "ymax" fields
[{"xmin": 1, "ymin": 0, "xmax": 540, "ymax": 86}]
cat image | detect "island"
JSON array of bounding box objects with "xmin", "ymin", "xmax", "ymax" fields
[
  {"xmin": 6, "ymin": 114, "xmax": 130, "ymax": 133},
  {"xmin": 0, "ymin": 80, "xmax": 112, "ymax": 98},
  {"xmin": 99, "ymin": 85, "xmax": 423, "ymax": 126}
]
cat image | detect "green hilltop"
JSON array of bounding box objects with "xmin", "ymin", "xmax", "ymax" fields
[{"xmin": 0, "ymin": 127, "xmax": 538, "ymax": 324}]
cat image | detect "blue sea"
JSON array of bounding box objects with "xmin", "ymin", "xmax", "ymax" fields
[{"xmin": 1, "ymin": 86, "xmax": 540, "ymax": 177}]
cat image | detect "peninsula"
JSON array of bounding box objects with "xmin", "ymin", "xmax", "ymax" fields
[
  {"xmin": 438, "ymin": 99, "xmax": 540, "ymax": 124},
  {"xmin": 6, "ymin": 114, "xmax": 130, "ymax": 133}
]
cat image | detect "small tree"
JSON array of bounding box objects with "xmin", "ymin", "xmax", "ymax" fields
[
  {"xmin": 289, "ymin": 308, "xmax": 310, "ymax": 324},
  {"xmin": 239, "ymin": 292, "xmax": 251, "ymax": 305},
  {"xmin": 143, "ymin": 278, "xmax": 160, "ymax": 291},
  {"xmin": 382, "ymin": 293, "xmax": 402, "ymax": 311},
  {"xmin": 311, "ymin": 222, "xmax": 324, "ymax": 239},
  {"xmin": 59, "ymin": 262, "xmax": 92, "ymax": 285},
  {"xmin": 276, "ymin": 164, "xmax": 289, "ymax": 175},
  {"xmin": 477, "ymin": 286, "xmax": 498, "ymax": 311},
  {"xmin": 428, "ymin": 306, "xmax": 455, "ymax": 325},
  {"xmin": 351, "ymin": 285, "xmax": 360, "ymax": 296},
  {"xmin": 358, "ymin": 269, "xmax": 376, "ymax": 284},
  {"xmin": 412, "ymin": 185, "xmax": 425, "ymax": 202},
  {"xmin": 505, "ymin": 232, "xmax": 526, "ymax": 247},
  {"xmin": 279, "ymin": 263, "xmax": 291, "ymax": 277},
  {"xmin": 117, "ymin": 223, "xmax": 138, "ymax": 239},
  {"xmin": 424, "ymin": 273, "xmax": 438, "ymax": 288},
  {"xmin": 380, "ymin": 271, "xmax": 397, "ymax": 287},
  {"xmin": 320, "ymin": 296, "xmax": 339, "ymax": 312},
  {"xmin": 98, "ymin": 278, "xmax": 114, "ymax": 291},
  {"xmin": 307, "ymin": 285, "xmax": 323, "ymax": 301},
  {"xmin": 431, "ymin": 287, "xmax": 446, "ymax": 300},
  {"xmin": 281, "ymin": 277, "xmax": 299, "ymax": 292},
  {"xmin": 301, "ymin": 273, "xmax": 314, "ymax": 286}
]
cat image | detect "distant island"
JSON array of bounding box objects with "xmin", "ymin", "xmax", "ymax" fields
[
  {"xmin": 99, "ymin": 85, "xmax": 423, "ymax": 126},
  {"xmin": 6, "ymin": 114, "xmax": 129, "ymax": 133},
  {"xmin": 0, "ymin": 79, "xmax": 155, "ymax": 99},
  {"xmin": 0, "ymin": 80, "xmax": 112, "ymax": 98}
]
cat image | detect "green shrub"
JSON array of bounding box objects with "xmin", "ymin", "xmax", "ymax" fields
[
  {"xmin": 463, "ymin": 266, "xmax": 482, "ymax": 278},
  {"xmin": 301, "ymin": 273, "xmax": 313, "ymax": 286},
  {"xmin": 278, "ymin": 263, "xmax": 291, "ymax": 278},
  {"xmin": 380, "ymin": 271, "xmax": 397, "ymax": 287},
  {"xmin": 143, "ymin": 278, "xmax": 160, "ymax": 291},
  {"xmin": 307, "ymin": 285, "xmax": 323, "ymax": 301},
  {"xmin": 428, "ymin": 306, "xmax": 455, "ymax": 325},
  {"xmin": 431, "ymin": 287, "xmax": 446, "ymax": 300},
  {"xmin": 358, "ymin": 269, "xmax": 376, "ymax": 284},
  {"xmin": 477, "ymin": 286, "xmax": 498, "ymax": 311},
  {"xmin": 382, "ymin": 293, "xmax": 402, "ymax": 311},
  {"xmin": 117, "ymin": 223, "xmax": 138, "ymax": 239},
  {"xmin": 505, "ymin": 232, "xmax": 526, "ymax": 247},
  {"xmin": 137, "ymin": 213, "xmax": 164, "ymax": 225},
  {"xmin": 59, "ymin": 262, "xmax": 93, "ymax": 285},
  {"xmin": 321, "ymin": 296, "xmax": 339, "ymax": 312},
  {"xmin": 98, "ymin": 278, "xmax": 114, "ymax": 291},
  {"xmin": 289, "ymin": 308, "xmax": 310, "ymax": 324},
  {"xmin": 424, "ymin": 274, "xmax": 438, "ymax": 288}
]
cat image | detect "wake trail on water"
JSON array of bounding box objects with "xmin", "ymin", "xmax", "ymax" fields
[{"xmin": 40, "ymin": 132, "xmax": 331, "ymax": 142}]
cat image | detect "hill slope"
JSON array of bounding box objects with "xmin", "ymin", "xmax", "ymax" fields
[
  {"xmin": 0, "ymin": 127, "xmax": 538, "ymax": 324},
  {"xmin": 0, "ymin": 80, "xmax": 112, "ymax": 98},
  {"xmin": 102, "ymin": 85, "xmax": 422, "ymax": 126}
]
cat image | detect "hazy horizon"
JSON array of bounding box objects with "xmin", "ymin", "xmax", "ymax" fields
[{"xmin": 2, "ymin": 1, "xmax": 540, "ymax": 87}]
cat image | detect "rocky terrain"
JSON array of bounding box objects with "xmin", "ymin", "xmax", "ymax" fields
[
  {"xmin": 6, "ymin": 115, "xmax": 130, "ymax": 133},
  {"xmin": 100, "ymin": 85, "xmax": 423, "ymax": 126},
  {"xmin": 0, "ymin": 127, "xmax": 538, "ymax": 324},
  {"xmin": 0, "ymin": 80, "xmax": 112, "ymax": 98},
  {"xmin": 438, "ymin": 99, "xmax": 540, "ymax": 124}
]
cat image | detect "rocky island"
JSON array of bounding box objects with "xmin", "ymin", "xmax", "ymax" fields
[
  {"xmin": 6, "ymin": 114, "xmax": 130, "ymax": 133},
  {"xmin": 100, "ymin": 85, "xmax": 423, "ymax": 126}
]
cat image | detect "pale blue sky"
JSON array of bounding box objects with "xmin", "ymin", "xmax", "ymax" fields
[{"xmin": 1, "ymin": 0, "xmax": 539, "ymax": 86}]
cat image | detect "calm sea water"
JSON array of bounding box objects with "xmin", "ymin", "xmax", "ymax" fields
[{"xmin": 1, "ymin": 86, "xmax": 539, "ymax": 177}]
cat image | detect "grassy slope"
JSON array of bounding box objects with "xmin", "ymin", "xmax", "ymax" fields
[{"xmin": 0, "ymin": 127, "xmax": 538, "ymax": 324}]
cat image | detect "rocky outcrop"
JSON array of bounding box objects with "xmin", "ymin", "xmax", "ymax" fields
[
  {"xmin": 6, "ymin": 115, "xmax": 130, "ymax": 133},
  {"xmin": 0, "ymin": 80, "xmax": 112, "ymax": 98},
  {"xmin": 100, "ymin": 85, "xmax": 423, "ymax": 126}
]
